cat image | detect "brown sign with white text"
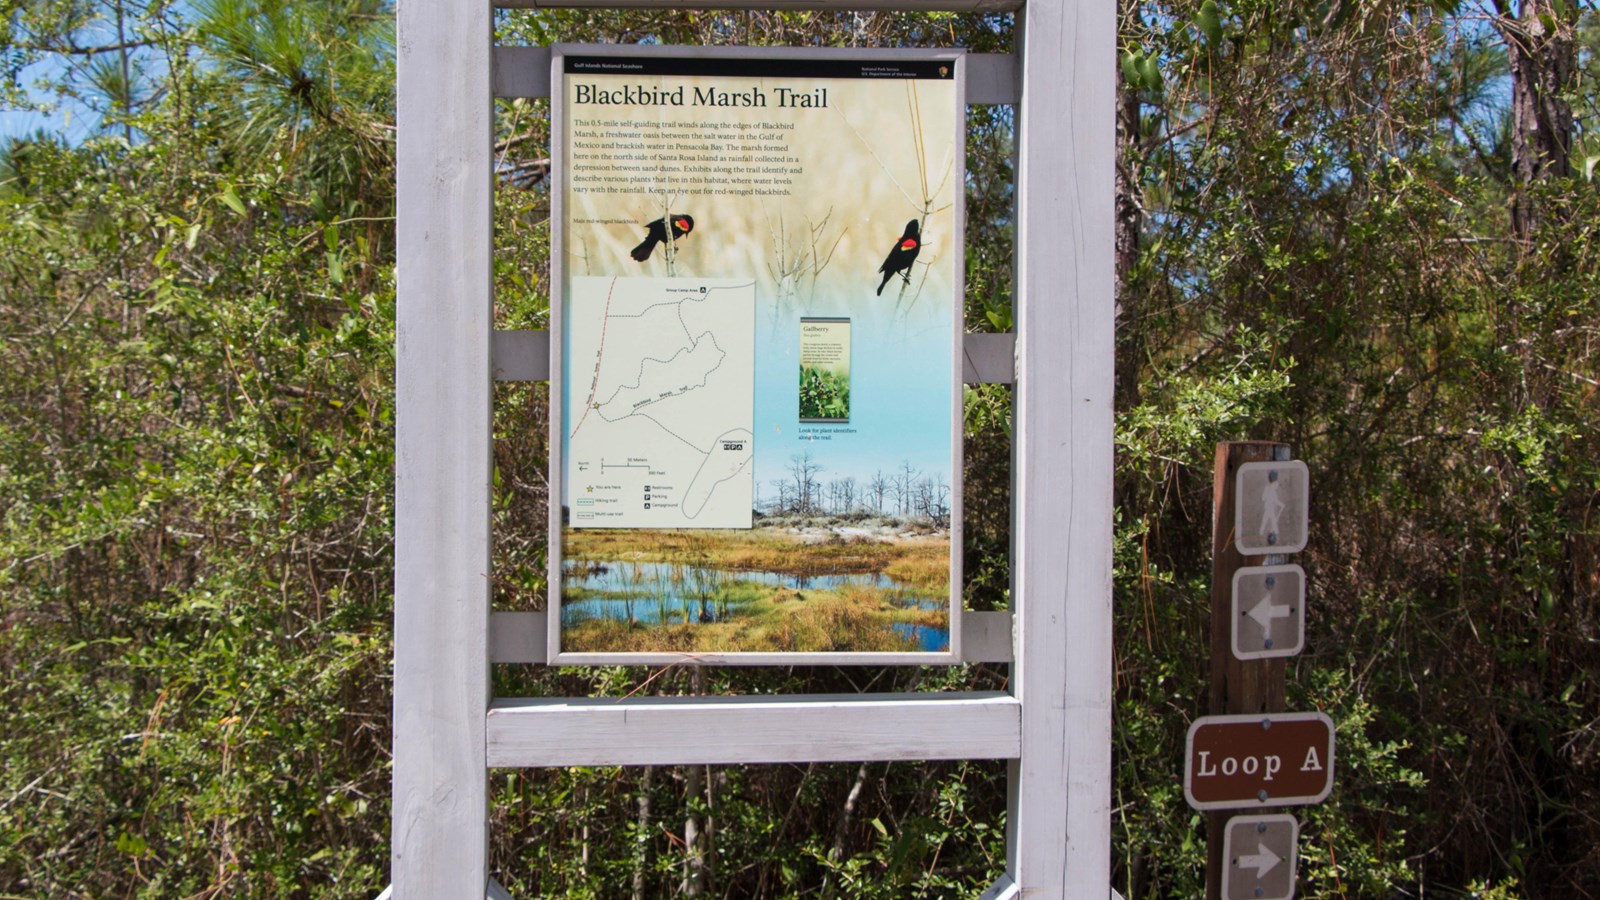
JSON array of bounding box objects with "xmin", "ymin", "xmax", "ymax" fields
[{"xmin": 1185, "ymin": 713, "xmax": 1334, "ymax": 810}]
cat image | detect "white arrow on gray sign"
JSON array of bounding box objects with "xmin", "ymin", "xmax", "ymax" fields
[
  {"xmin": 1231, "ymin": 564, "xmax": 1306, "ymax": 660},
  {"xmin": 1223, "ymin": 813, "xmax": 1299, "ymax": 900},
  {"xmin": 1234, "ymin": 460, "xmax": 1309, "ymax": 555}
]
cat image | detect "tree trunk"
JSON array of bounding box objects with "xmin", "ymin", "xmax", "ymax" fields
[
  {"xmin": 1501, "ymin": 0, "xmax": 1575, "ymax": 243},
  {"xmin": 681, "ymin": 667, "xmax": 708, "ymax": 897},
  {"xmin": 632, "ymin": 766, "xmax": 652, "ymax": 900},
  {"xmin": 829, "ymin": 762, "xmax": 870, "ymax": 863},
  {"xmin": 821, "ymin": 762, "xmax": 872, "ymax": 900},
  {"xmin": 579, "ymin": 784, "xmax": 590, "ymax": 879},
  {"xmin": 114, "ymin": 0, "xmax": 134, "ymax": 143},
  {"xmin": 1113, "ymin": 52, "xmax": 1145, "ymax": 411},
  {"xmin": 682, "ymin": 764, "xmax": 705, "ymax": 896}
]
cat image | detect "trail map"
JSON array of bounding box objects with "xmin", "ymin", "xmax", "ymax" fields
[{"xmin": 566, "ymin": 276, "xmax": 756, "ymax": 528}]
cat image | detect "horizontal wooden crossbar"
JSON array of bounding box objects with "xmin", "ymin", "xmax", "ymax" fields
[
  {"xmin": 491, "ymin": 329, "xmax": 1014, "ymax": 384},
  {"xmin": 492, "ymin": 47, "xmax": 1019, "ymax": 105},
  {"xmin": 487, "ymin": 691, "xmax": 1022, "ymax": 766},
  {"xmin": 494, "ymin": 0, "xmax": 1025, "ymax": 14}
]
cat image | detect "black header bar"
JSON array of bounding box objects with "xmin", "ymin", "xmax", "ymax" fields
[{"xmin": 564, "ymin": 55, "xmax": 955, "ymax": 80}]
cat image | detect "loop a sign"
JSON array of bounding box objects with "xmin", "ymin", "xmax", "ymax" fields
[{"xmin": 1184, "ymin": 713, "xmax": 1335, "ymax": 811}]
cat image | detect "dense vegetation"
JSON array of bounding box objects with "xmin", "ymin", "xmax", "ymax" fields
[{"xmin": 1, "ymin": 0, "xmax": 1596, "ymax": 896}]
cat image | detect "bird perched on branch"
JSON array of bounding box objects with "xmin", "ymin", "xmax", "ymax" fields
[
  {"xmin": 631, "ymin": 214, "xmax": 694, "ymax": 261},
  {"xmin": 876, "ymin": 219, "xmax": 921, "ymax": 295}
]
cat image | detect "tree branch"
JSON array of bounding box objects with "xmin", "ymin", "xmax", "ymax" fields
[{"xmin": 13, "ymin": 38, "xmax": 160, "ymax": 58}]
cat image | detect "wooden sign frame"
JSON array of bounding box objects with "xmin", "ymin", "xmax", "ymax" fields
[{"xmin": 391, "ymin": 0, "xmax": 1114, "ymax": 897}]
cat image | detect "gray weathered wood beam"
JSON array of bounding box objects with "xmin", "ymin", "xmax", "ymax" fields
[
  {"xmin": 493, "ymin": 47, "xmax": 1019, "ymax": 104},
  {"xmin": 393, "ymin": 0, "xmax": 494, "ymax": 892},
  {"xmin": 494, "ymin": 0, "xmax": 1023, "ymax": 12},
  {"xmin": 487, "ymin": 692, "xmax": 1022, "ymax": 766},
  {"xmin": 492, "ymin": 328, "xmax": 1014, "ymax": 383},
  {"xmin": 1008, "ymin": 0, "xmax": 1116, "ymax": 895}
]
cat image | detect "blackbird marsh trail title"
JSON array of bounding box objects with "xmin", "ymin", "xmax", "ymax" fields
[{"xmin": 574, "ymin": 84, "xmax": 829, "ymax": 108}]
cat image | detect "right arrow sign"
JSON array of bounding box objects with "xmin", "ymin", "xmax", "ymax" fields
[{"xmin": 1223, "ymin": 814, "xmax": 1299, "ymax": 900}]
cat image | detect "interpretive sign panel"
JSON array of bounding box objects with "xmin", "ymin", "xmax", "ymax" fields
[
  {"xmin": 1185, "ymin": 712, "xmax": 1335, "ymax": 810},
  {"xmin": 1230, "ymin": 564, "xmax": 1305, "ymax": 660},
  {"xmin": 1222, "ymin": 814, "xmax": 1299, "ymax": 900},
  {"xmin": 549, "ymin": 46, "xmax": 965, "ymax": 663}
]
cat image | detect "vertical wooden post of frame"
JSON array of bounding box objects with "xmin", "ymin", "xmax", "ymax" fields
[
  {"xmin": 393, "ymin": 0, "xmax": 494, "ymax": 894},
  {"xmin": 1009, "ymin": 0, "xmax": 1116, "ymax": 896}
]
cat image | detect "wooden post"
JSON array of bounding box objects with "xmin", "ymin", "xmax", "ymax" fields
[
  {"xmin": 392, "ymin": 0, "xmax": 494, "ymax": 893},
  {"xmin": 1008, "ymin": 0, "xmax": 1116, "ymax": 895},
  {"xmin": 1206, "ymin": 442, "xmax": 1290, "ymax": 899}
]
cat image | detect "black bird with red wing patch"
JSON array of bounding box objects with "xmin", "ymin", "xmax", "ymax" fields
[{"xmin": 876, "ymin": 219, "xmax": 921, "ymax": 295}]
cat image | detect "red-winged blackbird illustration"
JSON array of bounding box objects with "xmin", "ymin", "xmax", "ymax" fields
[
  {"xmin": 876, "ymin": 219, "xmax": 921, "ymax": 295},
  {"xmin": 631, "ymin": 214, "xmax": 695, "ymax": 261}
]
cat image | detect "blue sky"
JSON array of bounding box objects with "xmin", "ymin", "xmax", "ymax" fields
[
  {"xmin": 1, "ymin": 2, "xmax": 182, "ymax": 145},
  {"xmin": 2, "ymin": 57, "xmax": 94, "ymax": 143}
]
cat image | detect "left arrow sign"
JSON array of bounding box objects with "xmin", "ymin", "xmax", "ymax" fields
[
  {"xmin": 1230, "ymin": 564, "xmax": 1306, "ymax": 660},
  {"xmin": 1245, "ymin": 596, "xmax": 1293, "ymax": 631}
]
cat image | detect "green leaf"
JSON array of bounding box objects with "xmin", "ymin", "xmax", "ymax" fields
[
  {"xmin": 1197, "ymin": 0, "xmax": 1223, "ymax": 46},
  {"xmin": 1140, "ymin": 55, "xmax": 1163, "ymax": 94},
  {"xmin": 1122, "ymin": 52, "xmax": 1142, "ymax": 88},
  {"xmin": 1584, "ymin": 155, "xmax": 1598, "ymax": 182},
  {"xmin": 116, "ymin": 831, "xmax": 149, "ymax": 857},
  {"xmin": 221, "ymin": 185, "xmax": 247, "ymax": 216}
]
